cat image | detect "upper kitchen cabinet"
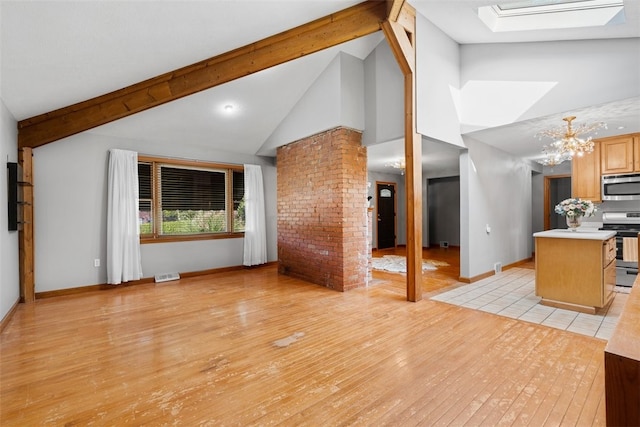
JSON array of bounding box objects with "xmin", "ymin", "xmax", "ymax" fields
[
  {"xmin": 572, "ymin": 142, "xmax": 601, "ymax": 202},
  {"xmin": 600, "ymin": 135, "xmax": 637, "ymax": 175},
  {"xmin": 635, "ymin": 136, "xmax": 640, "ymax": 172}
]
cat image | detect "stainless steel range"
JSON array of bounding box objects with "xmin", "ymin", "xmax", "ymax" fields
[{"xmin": 600, "ymin": 212, "xmax": 640, "ymax": 287}]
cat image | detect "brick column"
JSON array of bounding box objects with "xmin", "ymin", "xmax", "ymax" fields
[{"xmin": 277, "ymin": 127, "xmax": 368, "ymax": 291}]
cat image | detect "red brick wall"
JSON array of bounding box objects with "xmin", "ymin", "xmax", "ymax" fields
[{"xmin": 277, "ymin": 127, "xmax": 369, "ymax": 291}]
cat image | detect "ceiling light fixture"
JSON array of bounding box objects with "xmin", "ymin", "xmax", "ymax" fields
[
  {"xmin": 385, "ymin": 159, "xmax": 406, "ymax": 175},
  {"xmin": 223, "ymin": 104, "xmax": 234, "ymax": 112},
  {"xmin": 536, "ymin": 115, "xmax": 607, "ymax": 166}
]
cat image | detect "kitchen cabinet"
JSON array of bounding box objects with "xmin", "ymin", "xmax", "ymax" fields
[
  {"xmin": 635, "ymin": 136, "xmax": 640, "ymax": 172},
  {"xmin": 601, "ymin": 135, "xmax": 636, "ymax": 175},
  {"xmin": 572, "ymin": 141, "xmax": 601, "ymax": 202},
  {"xmin": 534, "ymin": 229, "xmax": 616, "ymax": 314}
]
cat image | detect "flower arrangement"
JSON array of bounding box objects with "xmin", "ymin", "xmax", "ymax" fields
[{"xmin": 554, "ymin": 198, "xmax": 596, "ymax": 218}]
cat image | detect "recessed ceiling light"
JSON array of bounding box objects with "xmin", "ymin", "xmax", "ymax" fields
[
  {"xmin": 219, "ymin": 103, "xmax": 239, "ymax": 115},
  {"xmin": 617, "ymin": 125, "xmax": 625, "ymax": 130}
]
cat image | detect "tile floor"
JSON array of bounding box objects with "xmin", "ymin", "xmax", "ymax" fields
[{"xmin": 431, "ymin": 267, "xmax": 628, "ymax": 340}]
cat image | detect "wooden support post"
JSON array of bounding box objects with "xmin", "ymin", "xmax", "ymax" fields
[
  {"xmin": 383, "ymin": 3, "xmax": 422, "ymax": 301},
  {"xmin": 403, "ymin": 76, "xmax": 423, "ymax": 302},
  {"xmin": 18, "ymin": 147, "xmax": 35, "ymax": 303}
]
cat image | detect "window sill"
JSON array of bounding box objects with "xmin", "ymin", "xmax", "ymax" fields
[{"xmin": 141, "ymin": 232, "xmax": 244, "ymax": 244}]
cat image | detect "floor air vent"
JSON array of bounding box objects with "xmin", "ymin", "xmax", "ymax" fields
[
  {"xmin": 439, "ymin": 241, "xmax": 449, "ymax": 248},
  {"xmin": 154, "ymin": 272, "xmax": 180, "ymax": 283}
]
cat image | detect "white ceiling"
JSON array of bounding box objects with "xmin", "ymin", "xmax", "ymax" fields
[
  {"xmin": 1, "ymin": 0, "xmax": 639, "ymax": 174},
  {"xmin": 413, "ymin": 0, "xmax": 640, "ymax": 44}
]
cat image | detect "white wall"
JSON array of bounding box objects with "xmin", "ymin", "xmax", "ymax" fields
[
  {"xmin": 259, "ymin": 52, "xmax": 365, "ymax": 155},
  {"xmin": 460, "ymin": 138, "xmax": 533, "ymax": 279},
  {"xmin": 340, "ymin": 52, "xmax": 365, "ymax": 132},
  {"xmin": 415, "ymin": 12, "xmax": 464, "ymax": 147},
  {"xmin": 0, "ymin": 98, "xmax": 20, "ymax": 321},
  {"xmin": 32, "ymin": 132, "xmax": 277, "ymax": 292},
  {"xmin": 363, "ymin": 45, "xmax": 377, "ymax": 146},
  {"xmin": 362, "ymin": 40, "xmax": 404, "ymax": 147},
  {"xmin": 460, "ymin": 39, "xmax": 640, "ymax": 129}
]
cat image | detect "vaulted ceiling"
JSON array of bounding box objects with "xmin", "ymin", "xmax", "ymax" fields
[{"xmin": 2, "ymin": 0, "xmax": 639, "ymax": 173}]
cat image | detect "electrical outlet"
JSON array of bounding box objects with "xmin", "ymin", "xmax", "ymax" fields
[{"xmin": 94, "ymin": 259, "xmax": 100, "ymax": 267}]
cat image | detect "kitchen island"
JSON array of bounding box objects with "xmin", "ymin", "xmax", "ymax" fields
[{"xmin": 533, "ymin": 229, "xmax": 617, "ymax": 314}]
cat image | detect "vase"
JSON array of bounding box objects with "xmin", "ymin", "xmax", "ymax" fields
[{"xmin": 566, "ymin": 215, "xmax": 583, "ymax": 231}]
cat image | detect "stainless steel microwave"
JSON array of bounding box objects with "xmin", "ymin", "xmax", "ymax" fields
[{"xmin": 602, "ymin": 173, "xmax": 640, "ymax": 201}]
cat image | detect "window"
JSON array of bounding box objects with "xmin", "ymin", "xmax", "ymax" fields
[
  {"xmin": 138, "ymin": 156, "xmax": 244, "ymax": 242},
  {"xmin": 478, "ymin": 0, "xmax": 624, "ymax": 32}
]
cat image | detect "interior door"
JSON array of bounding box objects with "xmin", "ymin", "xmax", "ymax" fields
[{"xmin": 376, "ymin": 182, "xmax": 396, "ymax": 249}]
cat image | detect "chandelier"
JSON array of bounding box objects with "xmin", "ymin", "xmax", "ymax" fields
[
  {"xmin": 536, "ymin": 116, "xmax": 606, "ymax": 166},
  {"xmin": 385, "ymin": 159, "xmax": 406, "ymax": 175}
]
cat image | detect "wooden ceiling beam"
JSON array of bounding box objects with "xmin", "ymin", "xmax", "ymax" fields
[
  {"xmin": 383, "ymin": 1, "xmax": 415, "ymax": 73},
  {"xmin": 382, "ymin": 20, "xmax": 415, "ymax": 74},
  {"xmin": 18, "ymin": 1, "xmax": 386, "ymax": 149},
  {"xmin": 396, "ymin": 3, "xmax": 415, "ymax": 32},
  {"xmin": 386, "ymin": 0, "xmax": 405, "ymax": 22}
]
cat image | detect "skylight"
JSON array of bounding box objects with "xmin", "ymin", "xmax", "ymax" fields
[
  {"xmin": 496, "ymin": 0, "xmax": 594, "ymax": 11},
  {"xmin": 478, "ymin": 0, "xmax": 625, "ymax": 32}
]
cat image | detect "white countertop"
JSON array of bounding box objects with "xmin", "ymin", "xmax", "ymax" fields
[{"xmin": 533, "ymin": 229, "xmax": 616, "ymax": 240}]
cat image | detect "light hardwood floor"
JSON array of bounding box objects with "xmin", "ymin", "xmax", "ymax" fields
[{"xmin": 1, "ymin": 248, "xmax": 606, "ymax": 425}]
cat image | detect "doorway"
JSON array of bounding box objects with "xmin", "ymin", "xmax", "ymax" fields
[
  {"xmin": 544, "ymin": 175, "xmax": 571, "ymax": 230},
  {"xmin": 376, "ymin": 182, "xmax": 397, "ymax": 249},
  {"xmin": 427, "ymin": 176, "xmax": 460, "ymax": 247}
]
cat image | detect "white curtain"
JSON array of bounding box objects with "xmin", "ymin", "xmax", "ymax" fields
[
  {"xmin": 107, "ymin": 149, "xmax": 143, "ymax": 284},
  {"xmin": 243, "ymin": 164, "xmax": 267, "ymax": 266}
]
